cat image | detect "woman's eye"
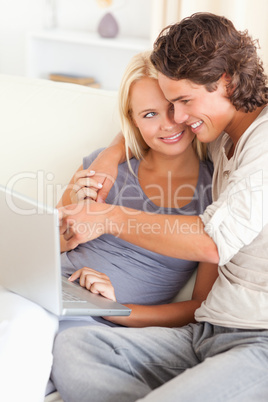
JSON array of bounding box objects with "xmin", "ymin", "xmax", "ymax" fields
[{"xmin": 144, "ymin": 112, "xmax": 156, "ymax": 118}]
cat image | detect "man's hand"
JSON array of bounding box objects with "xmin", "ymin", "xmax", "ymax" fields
[
  {"xmin": 68, "ymin": 267, "xmax": 116, "ymax": 301},
  {"xmin": 58, "ymin": 201, "xmax": 113, "ymax": 250}
]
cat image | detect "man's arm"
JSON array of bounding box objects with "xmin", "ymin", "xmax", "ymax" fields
[
  {"xmin": 59, "ymin": 202, "xmax": 219, "ymax": 264},
  {"xmin": 109, "ymin": 207, "xmax": 219, "ymax": 263}
]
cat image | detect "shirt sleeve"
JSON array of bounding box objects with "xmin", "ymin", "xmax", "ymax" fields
[
  {"xmin": 83, "ymin": 147, "xmax": 105, "ymax": 170},
  {"xmin": 200, "ymin": 123, "xmax": 268, "ymax": 266}
]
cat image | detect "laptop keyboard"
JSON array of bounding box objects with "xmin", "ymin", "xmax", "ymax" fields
[{"xmin": 62, "ymin": 289, "xmax": 87, "ymax": 302}]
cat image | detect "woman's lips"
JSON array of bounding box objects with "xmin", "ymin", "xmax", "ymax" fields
[{"xmin": 160, "ymin": 131, "xmax": 184, "ymax": 143}]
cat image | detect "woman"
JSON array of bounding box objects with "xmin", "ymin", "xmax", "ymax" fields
[{"xmin": 57, "ymin": 51, "xmax": 217, "ymax": 329}]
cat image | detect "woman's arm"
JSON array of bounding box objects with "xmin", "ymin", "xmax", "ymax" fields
[
  {"xmin": 67, "ymin": 262, "xmax": 218, "ymax": 328},
  {"xmin": 88, "ymin": 133, "xmax": 129, "ymax": 203},
  {"xmin": 105, "ymin": 261, "xmax": 218, "ymax": 328},
  {"xmin": 58, "ymin": 133, "xmax": 127, "ymax": 208}
]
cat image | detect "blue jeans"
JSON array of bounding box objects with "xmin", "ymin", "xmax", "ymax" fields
[{"xmin": 51, "ymin": 322, "xmax": 268, "ymax": 402}]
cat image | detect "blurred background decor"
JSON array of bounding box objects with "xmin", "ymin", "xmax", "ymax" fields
[
  {"xmin": 43, "ymin": 0, "xmax": 57, "ymax": 29},
  {"xmin": 96, "ymin": 0, "xmax": 126, "ymax": 38},
  {"xmin": 0, "ymin": 0, "xmax": 267, "ymax": 90}
]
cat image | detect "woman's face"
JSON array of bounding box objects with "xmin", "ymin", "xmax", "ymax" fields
[{"xmin": 130, "ymin": 77, "xmax": 195, "ymax": 157}]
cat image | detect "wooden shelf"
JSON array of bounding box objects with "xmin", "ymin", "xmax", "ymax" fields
[
  {"xmin": 30, "ymin": 29, "xmax": 151, "ymax": 51},
  {"xmin": 27, "ymin": 29, "xmax": 152, "ymax": 90}
]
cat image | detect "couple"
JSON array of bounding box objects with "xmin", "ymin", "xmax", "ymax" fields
[
  {"xmin": 53, "ymin": 12, "xmax": 268, "ymax": 402},
  {"xmin": 56, "ymin": 51, "xmax": 215, "ymax": 332}
]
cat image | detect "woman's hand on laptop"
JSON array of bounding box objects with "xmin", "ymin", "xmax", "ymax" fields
[{"xmin": 68, "ymin": 267, "xmax": 116, "ymax": 301}]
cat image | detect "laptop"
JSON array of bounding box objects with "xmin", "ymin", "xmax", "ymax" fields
[{"xmin": 0, "ymin": 185, "xmax": 131, "ymax": 317}]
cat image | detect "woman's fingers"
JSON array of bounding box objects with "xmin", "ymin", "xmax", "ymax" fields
[
  {"xmin": 75, "ymin": 177, "xmax": 103, "ymax": 191},
  {"xmin": 90, "ymin": 282, "xmax": 116, "ymax": 301},
  {"xmin": 68, "ymin": 267, "xmax": 116, "ymax": 301},
  {"xmin": 69, "ymin": 171, "xmax": 103, "ymax": 203},
  {"xmin": 75, "ymin": 187, "xmax": 98, "ymax": 201}
]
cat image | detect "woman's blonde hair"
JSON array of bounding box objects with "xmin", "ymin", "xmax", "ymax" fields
[{"xmin": 118, "ymin": 51, "xmax": 207, "ymax": 169}]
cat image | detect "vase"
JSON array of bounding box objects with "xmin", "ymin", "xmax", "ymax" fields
[{"xmin": 97, "ymin": 12, "xmax": 119, "ymax": 38}]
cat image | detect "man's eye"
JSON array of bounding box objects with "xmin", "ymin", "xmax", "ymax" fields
[
  {"xmin": 181, "ymin": 99, "xmax": 190, "ymax": 104},
  {"xmin": 144, "ymin": 112, "xmax": 156, "ymax": 118}
]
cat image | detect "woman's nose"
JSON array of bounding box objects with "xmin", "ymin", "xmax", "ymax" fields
[{"xmin": 161, "ymin": 112, "xmax": 176, "ymax": 131}]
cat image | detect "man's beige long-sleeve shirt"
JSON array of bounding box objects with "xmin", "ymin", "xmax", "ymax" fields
[{"xmin": 196, "ymin": 106, "xmax": 268, "ymax": 329}]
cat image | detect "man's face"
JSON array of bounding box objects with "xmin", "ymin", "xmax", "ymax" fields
[{"xmin": 158, "ymin": 73, "xmax": 236, "ymax": 143}]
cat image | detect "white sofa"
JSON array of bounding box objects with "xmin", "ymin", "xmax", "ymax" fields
[
  {"xmin": 0, "ymin": 74, "xmax": 120, "ymax": 206},
  {"xmin": 0, "ymin": 74, "xmax": 195, "ymax": 402}
]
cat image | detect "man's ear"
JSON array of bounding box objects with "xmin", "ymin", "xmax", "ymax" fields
[
  {"xmin": 222, "ymin": 73, "xmax": 232, "ymax": 83},
  {"xmin": 221, "ymin": 73, "xmax": 235, "ymax": 94}
]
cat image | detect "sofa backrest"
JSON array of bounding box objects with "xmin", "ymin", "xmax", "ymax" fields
[
  {"xmin": 0, "ymin": 75, "xmax": 120, "ymax": 206},
  {"xmin": 0, "ymin": 74, "xmax": 196, "ymax": 302}
]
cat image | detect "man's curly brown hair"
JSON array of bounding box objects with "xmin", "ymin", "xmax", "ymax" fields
[{"xmin": 151, "ymin": 12, "xmax": 268, "ymax": 112}]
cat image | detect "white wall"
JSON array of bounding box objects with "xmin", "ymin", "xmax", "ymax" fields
[
  {"xmin": 56, "ymin": 0, "xmax": 152, "ymax": 38},
  {"xmin": 0, "ymin": 0, "xmax": 152, "ymax": 77},
  {"xmin": 0, "ymin": 0, "xmax": 267, "ymax": 77},
  {"xmin": 0, "ymin": 0, "xmax": 43, "ymax": 75}
]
